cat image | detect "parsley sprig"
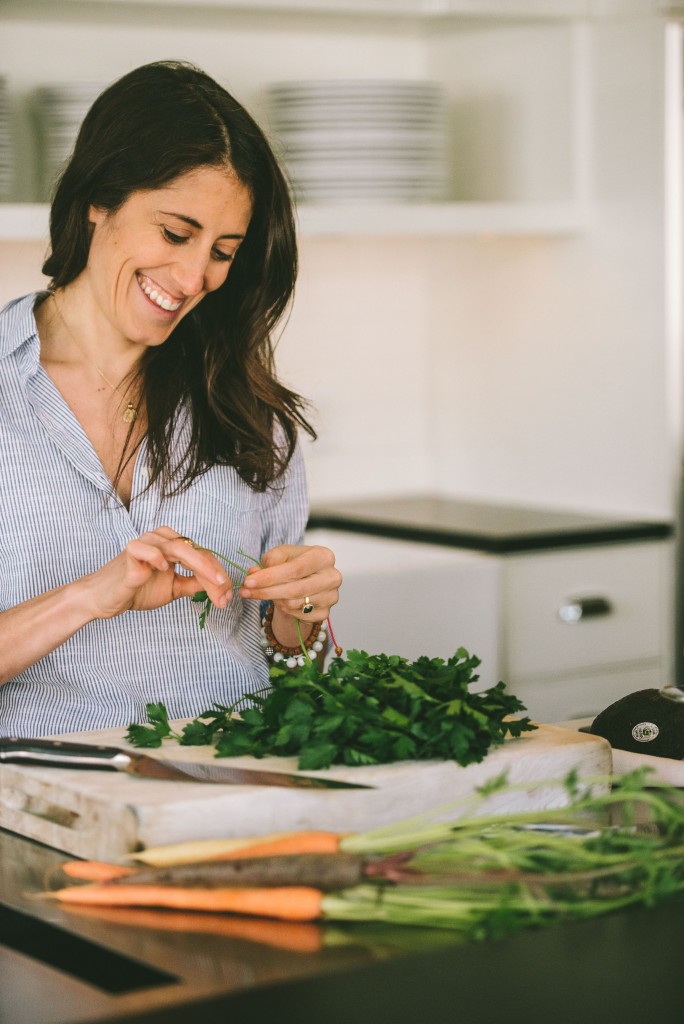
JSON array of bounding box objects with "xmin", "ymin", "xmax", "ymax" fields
[
  {"xmin": 190, "ymin": 547, "xmax": 262, "ymax": 629},
  {"xmin": 125, "ymin": 648, "xmax": 536, "ymax": 770}
]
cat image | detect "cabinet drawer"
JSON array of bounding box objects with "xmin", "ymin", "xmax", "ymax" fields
[
  {"xmin": 503, "ymin": 543, "xmax": 668, "ymax": 677},
  {"xmin": 506, "ymin": 662, "xmax": 663, "ymax": 724}
]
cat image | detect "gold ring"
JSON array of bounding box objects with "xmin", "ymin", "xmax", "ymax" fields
[
  {"xmin": 302, "ymin": 597, "xmax": 314, "ymax": 614},
  {"xmin": 178, "ymin": 536, "xmax": 196, "ymax": 548}
]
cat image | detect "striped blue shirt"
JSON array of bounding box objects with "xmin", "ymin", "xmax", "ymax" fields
[{"xmin": 0, "ymin": 293, "xmax": 310, "ymax": 737}]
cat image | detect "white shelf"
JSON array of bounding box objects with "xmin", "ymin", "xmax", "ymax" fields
[
  {"xmin": 0, "ymin": 201, "xmax": 585, "ymax": 242},
  {"xmin": 26, "ymin": 0, "xmax": 591, "ymax": 19},
  {"xmin": 297, "ymin": 200, "xmax": 585, "ymax": 237}
]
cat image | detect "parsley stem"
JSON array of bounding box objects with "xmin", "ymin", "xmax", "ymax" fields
[
  {"xmin": 192, "ymin": 544, "xmax": 261, "ymax": 578},
  {"xmin": 188, "ymin": 546, "xmax": 264, "ymax": 629},
  {"xmin": 237, "ymin": 549, "xmax": 263, "ymax": 566},
  {"xmin": 296, "ymin": 618, "xmax": 313, "ymax": 664}
]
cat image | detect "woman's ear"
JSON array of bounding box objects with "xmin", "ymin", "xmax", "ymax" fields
[{"xmin": 88, "ymin": 204, "xmax": 106, "ymax": 227}]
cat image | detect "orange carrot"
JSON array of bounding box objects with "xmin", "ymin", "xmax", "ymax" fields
[
  {"xmin": 51, "ymin": 884, "xmax": 324, "ymax": 921},
  {"xmin": 135, "ymin": 830, "xmax": 345, "ymax": 867},
  {"xmin": 61, "ymin": 861, "xmax": 135, "ymax": 882},
  {"xmin": 214, "ymin": 832, "xmax": 342, "ymax": 861},
  {"xmin": 61, "ymin": 903, "xmax": 325, "ymax": 952}
]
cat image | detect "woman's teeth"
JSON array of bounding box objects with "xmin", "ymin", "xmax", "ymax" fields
[{"xmin": 137, "ymin": 275, "xmax": 182, "ymax": 312}]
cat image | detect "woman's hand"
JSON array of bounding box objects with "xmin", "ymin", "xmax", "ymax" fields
[
  {"xmin": 239, "ymin": 544, "xmax": 342, "ymax": 642},
  {"xmin": 81, "ymin": 527, "xmax": 233, "ymax": 620}
]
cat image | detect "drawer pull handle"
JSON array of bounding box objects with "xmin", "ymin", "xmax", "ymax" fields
[{"xmin": 558, "ymin": 597, "xmax": 613, "ymax": 623}]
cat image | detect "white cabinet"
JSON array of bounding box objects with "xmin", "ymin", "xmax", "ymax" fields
[
  {"xmin": 304, "ymin": 528, "xmax": 503, "ymax": 686},
  {"xmin": 501, "ymin": 541, "xmax": 674, "ymax": 722}
]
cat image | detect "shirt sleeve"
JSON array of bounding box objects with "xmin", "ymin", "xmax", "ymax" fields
[{"xmin": 260, "ymin": 434, "xmax": 310, "ymax": 554}]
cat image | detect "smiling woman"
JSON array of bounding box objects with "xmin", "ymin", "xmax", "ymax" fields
[{"xmin": 0, "ymin": 61, "xmax": 342, "ymax": 737}]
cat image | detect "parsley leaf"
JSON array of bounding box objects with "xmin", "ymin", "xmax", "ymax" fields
[{"xmin": 124, "ymin": 701, "xmax": 178, "ymax": 747}]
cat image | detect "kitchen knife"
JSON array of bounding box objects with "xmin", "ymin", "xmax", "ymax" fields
[{"xmin": 0, "ymin": 737, "xmax": 373, "ymax": 790}]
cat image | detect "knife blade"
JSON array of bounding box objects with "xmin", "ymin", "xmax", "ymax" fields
[{"xmin": 0, "ymin": 737, "xmax": 373, "ymax": 790}]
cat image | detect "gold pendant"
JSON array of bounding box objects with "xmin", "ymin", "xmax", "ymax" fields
[{"xmin": 122, "ymin": 403, "xmax": 137, "ymax": 423}]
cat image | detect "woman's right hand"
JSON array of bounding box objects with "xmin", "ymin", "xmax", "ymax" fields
[
  {"xmin": 81, "ymin": 527, "xmax": 233, "ymax": 620},
  {"xmin": 0, "ymin": 528, "xmax": 233, "ymax": 687}
]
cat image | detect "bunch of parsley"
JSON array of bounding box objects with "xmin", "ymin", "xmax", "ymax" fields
[{"xmin": 126, "ymin": 648, "xmax": 536, "ymax": 771}]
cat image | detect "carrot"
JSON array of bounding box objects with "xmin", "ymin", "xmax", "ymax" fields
[
  {"xmin": 61, "ymin": 861, "xmax": 135, "ymax": 882},
  {"xmin": 134, "ymin": 830, "xmax": 345, "ymax": 867},
  {"xmin": 216, "ymin": 831, "xmax": 343, "ymax": 860},
  {"xmin": 60, "ymin": 903, "xmax": 324, "ymax": 953},
  {"xmin": 51, "ymin": 884, "xmax": 325, "ymax": 921},
  {"xmin": 105, "ymin": 853, "xmax": 366, "ymax": 891}
]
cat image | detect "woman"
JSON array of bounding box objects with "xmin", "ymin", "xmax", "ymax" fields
[{"xmin": 0, "ymin": 60, "xmax": 341, "ymax": 737}]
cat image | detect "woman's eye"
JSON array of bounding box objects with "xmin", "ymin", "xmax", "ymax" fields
[
  {"xmin": 162, "ymin": 227, "xmax": 187, "ymax": 245},
  {"xmin": 212, "ymin": 249, "xmax": 234, "ymax": 263}
]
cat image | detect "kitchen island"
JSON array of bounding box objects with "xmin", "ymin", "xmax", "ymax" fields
[
  {"xmin": 2, "ymin": 825, "xmax": 682, "ymax": 1024},
  {"xmin": 308, "ymin": 494, "xmax": 673, "ymax": 553}
]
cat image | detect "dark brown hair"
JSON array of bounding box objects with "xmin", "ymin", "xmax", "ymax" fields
[{"xmin": 43, "ymin": 60, "xmax": 314, "ymax": 493}]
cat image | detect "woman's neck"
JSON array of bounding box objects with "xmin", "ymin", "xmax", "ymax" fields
[{"xmin": 37, "ymin": 285, "xmax": 143, "ymax": 385}]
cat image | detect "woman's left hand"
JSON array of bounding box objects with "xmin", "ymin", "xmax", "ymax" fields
[{"xmin": 239, "ymin": 544, "xmax": 342, "ymax": 627}]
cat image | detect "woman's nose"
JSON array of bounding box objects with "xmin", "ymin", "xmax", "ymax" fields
[{"xmin": 172, "ymin": 251, "xmax": 210, "ymax": 297}]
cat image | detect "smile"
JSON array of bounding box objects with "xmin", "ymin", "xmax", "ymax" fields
[{"xmin": 136, "ymin": 274, "xmax": 182, "ymax": 312}]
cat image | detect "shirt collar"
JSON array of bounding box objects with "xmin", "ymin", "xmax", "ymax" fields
[{"xmin": 0, "ymin": 292, "xmax": 49, "ymax": 377}]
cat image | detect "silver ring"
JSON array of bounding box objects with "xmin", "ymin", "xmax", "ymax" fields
[{"xmin": 302, "ymin": 597, "xmax": 314, "ymax": 614}]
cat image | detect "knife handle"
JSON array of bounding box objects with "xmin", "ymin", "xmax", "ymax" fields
[{"xmin": 0, "ymin": 737, "xmax": 129, "ymax": 770}]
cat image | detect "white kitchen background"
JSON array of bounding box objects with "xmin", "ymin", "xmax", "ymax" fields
[{"xmin": 1, "ymin": 0, "xmax": 682, "ymax": 718}]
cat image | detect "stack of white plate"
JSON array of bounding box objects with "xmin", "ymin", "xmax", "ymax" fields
[
  {"xmin": 0, "ymin": 78, "xmax": 13, "ymax": 201},
  {"xmin": 34, "ymin": 82, "xmax": 106, "ymax": 198},
  {"xmin": 266, "ymin": 79, "xmax": 446, "ymax": 203}
]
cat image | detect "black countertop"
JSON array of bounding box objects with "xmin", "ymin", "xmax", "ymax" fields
[
  {"xmin": 2, "ymin": 827, "xmax": 683, "ymax": 1024},
  {"xmin": 308, "ymin": 494, "xmax": 674, "ymax": 554}
]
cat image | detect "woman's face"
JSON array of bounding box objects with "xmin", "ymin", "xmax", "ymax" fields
[{"xmin": 85, "ymin": 165, "xmax": 253, "ymax": 346}]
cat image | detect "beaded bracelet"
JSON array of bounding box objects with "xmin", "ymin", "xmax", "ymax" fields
[{"xmin": 259, "ymin": 601, "xmax": 328, "ymax": 669}]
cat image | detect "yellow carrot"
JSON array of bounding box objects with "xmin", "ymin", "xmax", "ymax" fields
[{"xmin": 51, "ymin": 884, "xmax": 325, "ymax": 921}]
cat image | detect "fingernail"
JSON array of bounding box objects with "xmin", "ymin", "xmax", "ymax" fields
[
  {"xmin": 217, "ymin": 594, "xmax": 228, "ymax": 607},
  {"xmin": 215, "ymin": 572, "xmax": 227, "ymax": 583}
]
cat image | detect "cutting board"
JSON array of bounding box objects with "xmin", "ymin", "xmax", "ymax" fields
[{"xmin": 0, "ymin": 723, "xmax": 612, "ymax": 860}]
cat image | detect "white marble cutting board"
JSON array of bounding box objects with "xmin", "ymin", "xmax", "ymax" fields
[{"xmin": 0, "ymin": 722, "xmax": 612, "ymax": 860}]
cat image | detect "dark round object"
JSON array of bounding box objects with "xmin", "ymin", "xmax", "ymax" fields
[{"xmin": 588, "ymin": 688, "xmax": 684, "ymax": 759}]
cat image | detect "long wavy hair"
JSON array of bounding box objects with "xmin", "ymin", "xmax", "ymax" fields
[{"xmin": 43, "ymin": 60, "xmax": 314, "ymax": 493}]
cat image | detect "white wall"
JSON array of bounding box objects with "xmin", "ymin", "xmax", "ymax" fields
[
  {"xmin": 0, "ymin": 5, "xmax": 679, "ymax": 520},
  {"xmin": 425, "ymin": 16, "xmax": 676, "ymax": 517}
]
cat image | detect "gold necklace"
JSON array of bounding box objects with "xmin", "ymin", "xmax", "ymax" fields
[{"xmin": 54, "ymin": 299, "xmax": 137, "ymax": 424}]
